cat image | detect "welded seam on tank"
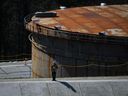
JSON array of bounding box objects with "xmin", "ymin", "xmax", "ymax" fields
[
  {"xmin": 109, "ymin": 5, "xmax": 128, "ymax": 12},
  {"xmin": 98, "ymin": 6, "xmax": 128, "ymax": 32},
  {"xmin": 81, "ymin": 7, "xmax": 119, "ymax": 31},
  {"xmin": 83, "ymin": 6, "xmax": 128, "ymax": 37},
  {"xmin": 84, "ymin": 6, "xmax": 119, "ymax": 26},
  {"xmin": 70, "ymin": 7, "xmax": 105, "ymax": 32},
  {"xmin": 102, "ymin": 8, "xmax": 128, "ymax": 36},
  {"xmin": 57, "ymin": 8, "xmax": 98, "ymax": 33},
  {"xmin": 47, "ymin": 12, "xmax": 72, "ymax": 32}
]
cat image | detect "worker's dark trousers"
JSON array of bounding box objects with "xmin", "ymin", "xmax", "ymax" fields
[{"xmin": 52, "ymin": 72, "xmax": 56, "ymax": 81}]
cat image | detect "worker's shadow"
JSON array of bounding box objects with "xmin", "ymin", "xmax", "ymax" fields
[{"xmin": 56, "ymin": 81, "xmax": 77, "ymax": 93}]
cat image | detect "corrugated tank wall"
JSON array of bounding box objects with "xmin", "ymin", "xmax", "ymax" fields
[{"xmin": 31, "ymin": 33, "xmax": 128, "ymax": 78}]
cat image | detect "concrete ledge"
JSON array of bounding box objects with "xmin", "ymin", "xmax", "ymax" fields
[{"xmin": 0, "ymin": 77, "xmax": 128, "ymax": 96}]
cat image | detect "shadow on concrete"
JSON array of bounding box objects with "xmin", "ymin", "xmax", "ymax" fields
[{"xmin": 57, "ymin": 81, "xmax": 77, "ymax": 92}]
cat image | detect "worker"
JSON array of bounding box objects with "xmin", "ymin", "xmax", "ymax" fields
[{"xmin": 51, "ymin": 61, "xmax": 58, "ymax": 81}]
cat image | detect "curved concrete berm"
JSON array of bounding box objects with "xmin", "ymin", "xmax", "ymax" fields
[{"xmin": 0, "ymin": 77, "xmax": 128, "ymax": 96}]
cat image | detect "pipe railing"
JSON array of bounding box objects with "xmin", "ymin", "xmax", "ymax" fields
[{"xmin": 24, "ymin": 13, "xmax": 35, "ymax": 25}]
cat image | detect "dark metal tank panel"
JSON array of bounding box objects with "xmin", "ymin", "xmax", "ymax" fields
[{"xmin": 30, "ymin": 33, "xmax": 128, "ymax": 77}]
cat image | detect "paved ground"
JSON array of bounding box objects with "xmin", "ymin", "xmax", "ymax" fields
[
  {"xmin": 0, "ymin": 60, "xmax": 32, "ymax": 79},
  {"xmin": 0, "ymin": 61, "xmax": 128, "ymax": 96},
  {"xmin": 0, "ymin": 77, "xmax": 128, "ymax": 96}
]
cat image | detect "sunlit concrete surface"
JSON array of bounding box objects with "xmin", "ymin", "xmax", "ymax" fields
[
  {"xmin": 0, "ymin": 60, "xmax": 32, "ymax": 79},
  {"xmin": 0, "ymin": 77, "xmax": 128, "ymax": 96}
]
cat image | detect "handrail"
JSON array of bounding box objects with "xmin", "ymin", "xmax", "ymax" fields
[{"xmin": 24, "ymin": 13, "xmax": 35, "ymax": 25}]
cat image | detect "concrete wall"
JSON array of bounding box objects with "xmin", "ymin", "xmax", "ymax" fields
[{"xmin": 0, "ymin": 78, "xmax": 128, "ymax": 96}]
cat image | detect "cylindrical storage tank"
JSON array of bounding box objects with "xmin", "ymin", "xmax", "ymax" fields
[
  {"xmin": 25, "ymin": 5, "xmax": 128, "ymax": 78},
  {"xmin": 30, "ymin": 32, "xmax": 128, "ymax": 78}
]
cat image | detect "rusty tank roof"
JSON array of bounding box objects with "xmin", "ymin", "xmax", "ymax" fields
[{"xmin": 29, "ymin": 4, "xmax": 128, "ymax": 37}]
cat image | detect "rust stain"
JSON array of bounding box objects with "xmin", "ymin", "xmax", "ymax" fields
[{"xmin": 26, "ymin": 5, "xmax": 128, "ymax": 37}]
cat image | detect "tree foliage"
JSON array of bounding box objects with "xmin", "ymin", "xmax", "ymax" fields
[{"xmin": 0, "ymin": 0, "xmax": 127, "ymax": 60}]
